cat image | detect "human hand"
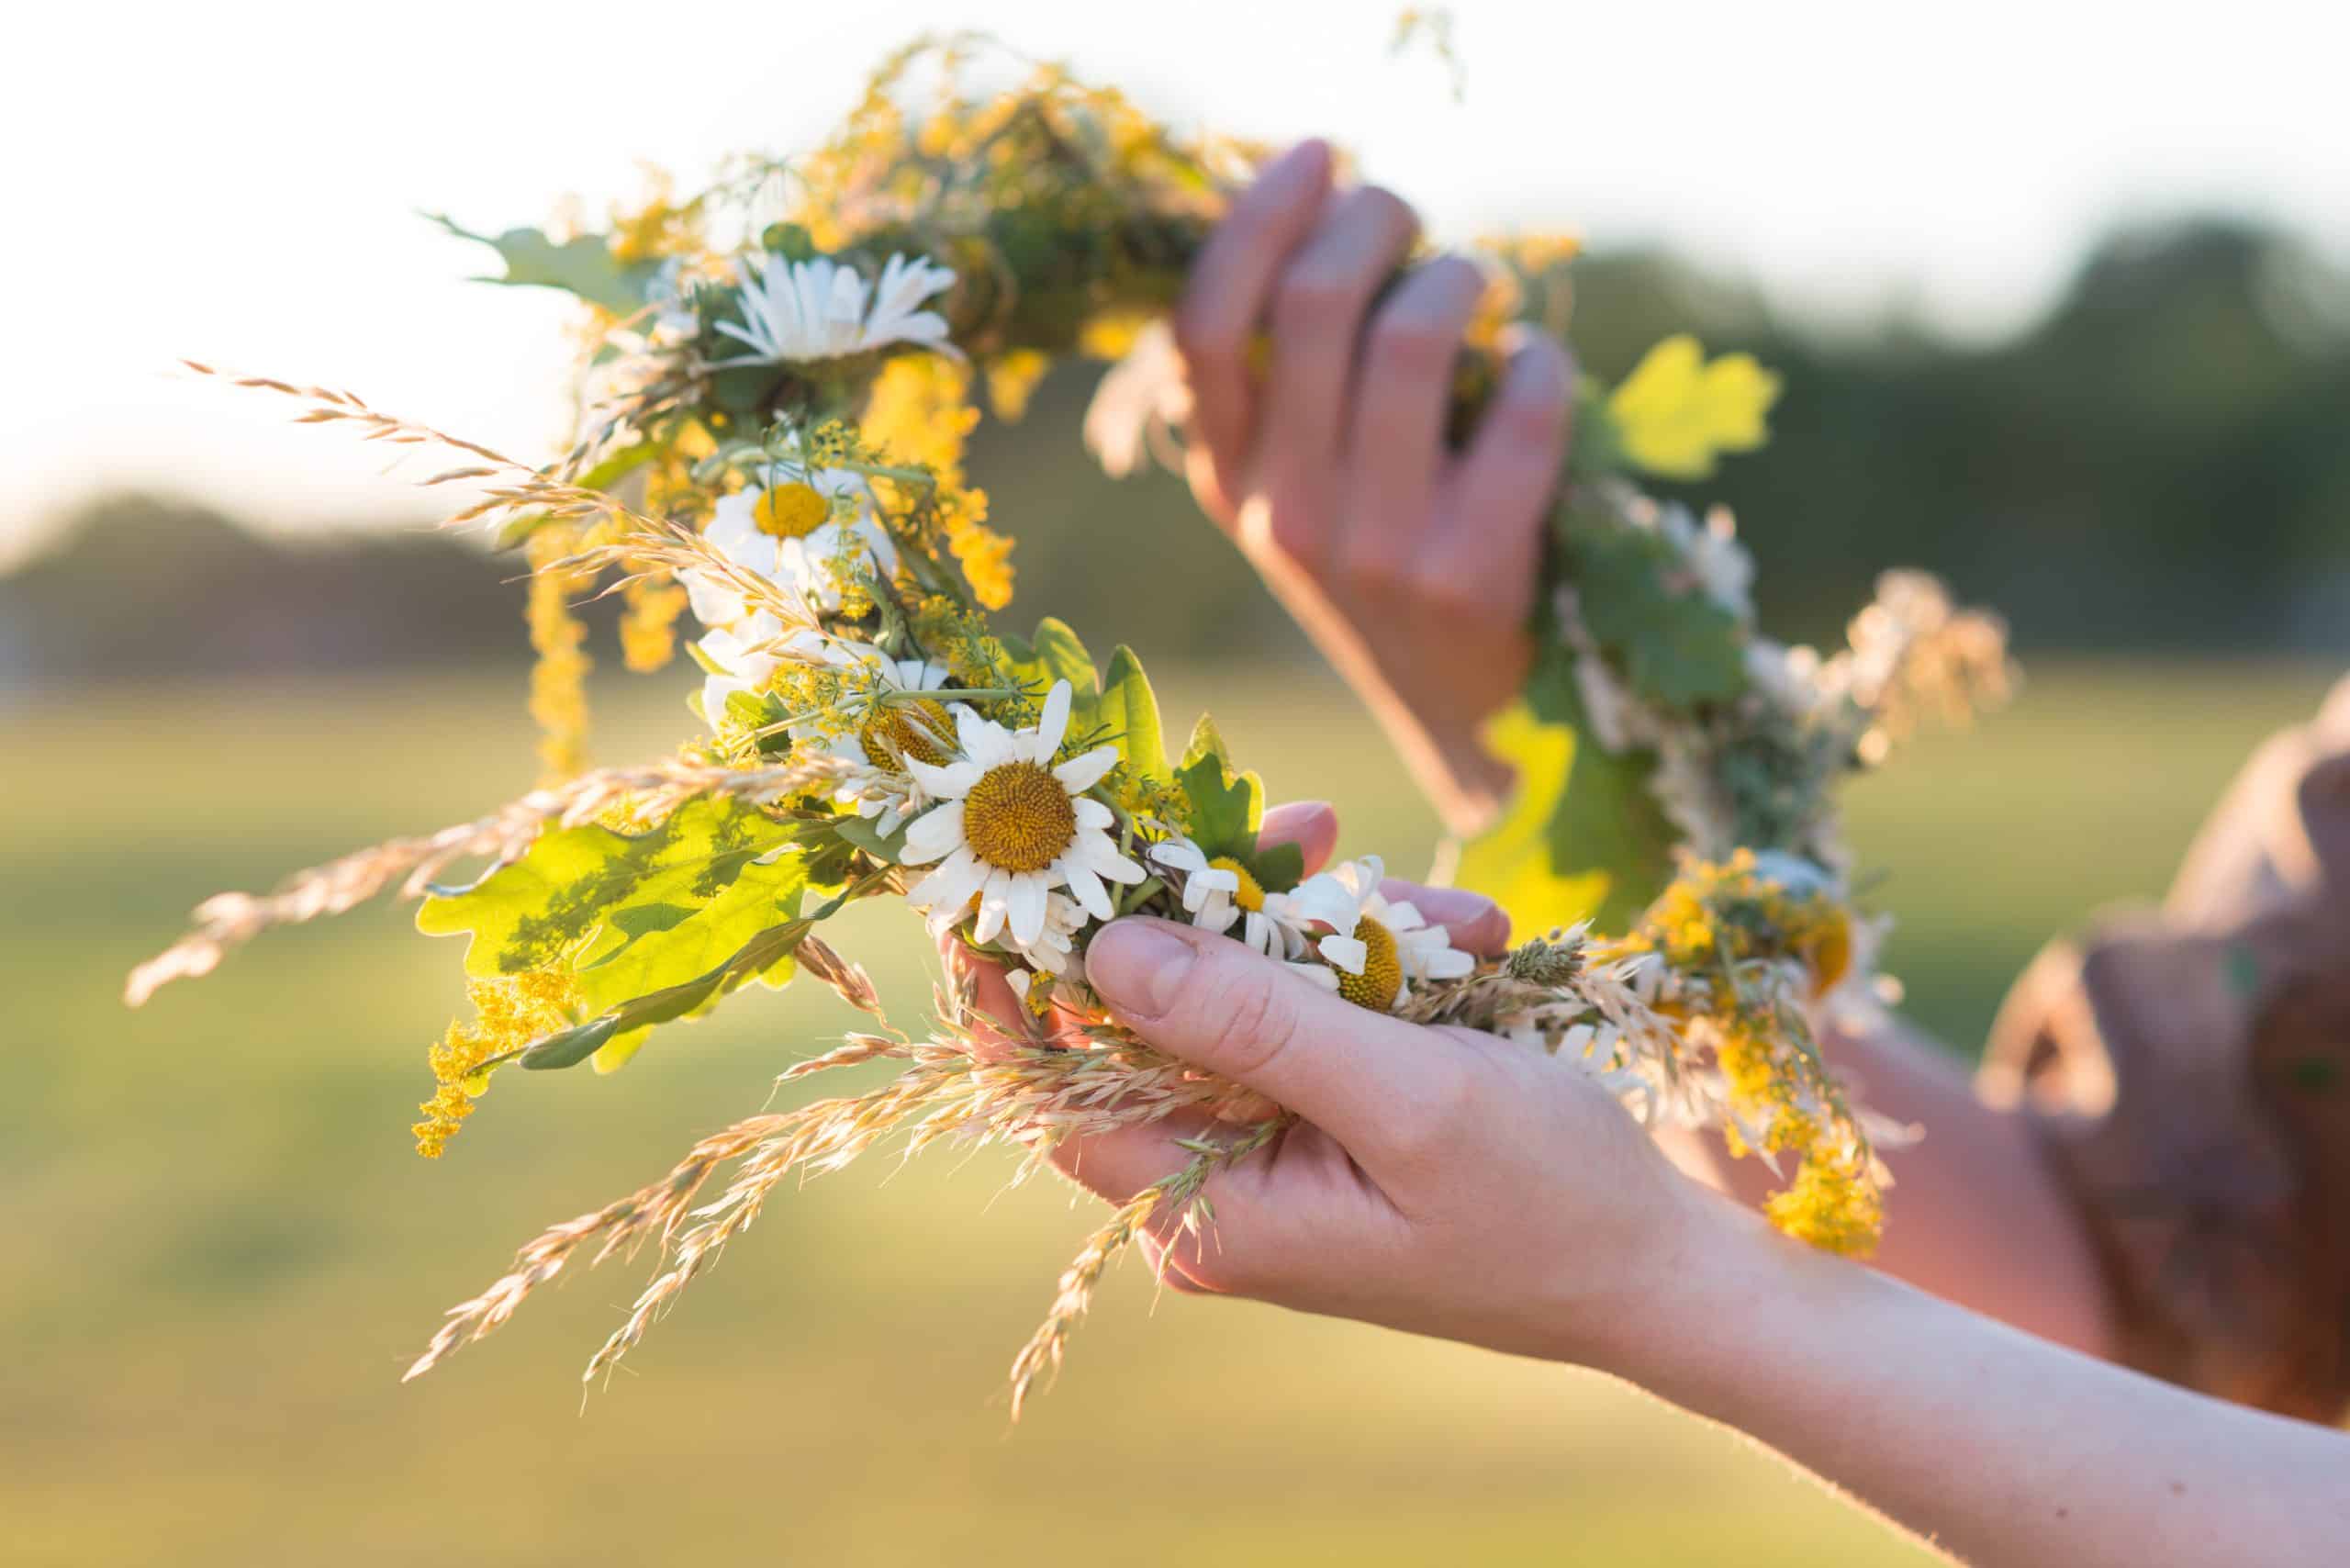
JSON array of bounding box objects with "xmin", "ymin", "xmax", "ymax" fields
[
  {"xmin": 948, "ymin": 801, "xmax": 1711, "ymax": 1371},
  {"xmin": 1174, "ymin": 140, "xmax": 1577, "ymax": 834}
]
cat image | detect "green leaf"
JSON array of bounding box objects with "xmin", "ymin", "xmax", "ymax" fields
[
  {"xmin": 575, "ymin": 850, "xmax": 810, "ymax": 1014},
  {"xmin": 1454, "ymin": 652, "xmax": 1679, "ymax": 933},
  {"xmin": 1558, "ymin": 509, "xmax": 1748, "ymax": 710},
  {"xmin": 1249, "ymin": 839, "xmax": 1305, "ymax": 894},
  {"xmin": 1170, "ymin": 752, "xmax": 1300, "ymax": 892},
  {"xmin": 1176, "ymin": 753, "xmax": 1259, "ymax": 864},
  {"xmin": 1605, "ymin": 334, "xmax": 1781, "ymax": 481},
  {"xmin": 999, "ymin": 617, "xmax": 1101, "ymax": 723},
  {"xmin": 1563, "ymin": 381, "xmax": 1629, "ymax": 484},
  {"xmin": 1098, "ymin": 644, "xmax": 1170, "ymax": 782},
  {"xmin": 416, "ymin": 796, "xmax": 802, "ymax": 981},
  {"xmin": 511, "ymin": 879, "xmax": 874, "ymax": 1071},
  {"xmin": 830, "ymin": 812, "xmax": 908, "ymax": 865},
  {"xmin": 1180, "ymin": 713, "xmax": 1232, "ymax": 772},
  {"xmin": 425, "ymin": 213, "xmax": 664, "ymax": 317}
]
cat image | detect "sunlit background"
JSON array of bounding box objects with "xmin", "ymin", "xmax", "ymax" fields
[{"xmin": 7, "ymin": 3, "xmax": 2349, "ymax": 1563}]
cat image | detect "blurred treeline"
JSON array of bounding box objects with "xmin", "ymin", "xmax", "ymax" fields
[{"xmin": 6, "ymin": 213, "xmax": 2346, "ymax": 692}]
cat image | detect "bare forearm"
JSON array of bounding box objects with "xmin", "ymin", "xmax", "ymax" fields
[
  {"xmin": 1601, "ymin": 1201, "xmax": 2350, "ymax": 1567},
  {"xmin": 1662, "ymin": 1009, "xmax": 2114, "ymax": 1358}
]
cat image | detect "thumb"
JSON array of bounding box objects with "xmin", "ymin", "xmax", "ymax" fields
[{"xmin": 1083, "ymin": 917, "xmax": 1468, "ymax": 1174}]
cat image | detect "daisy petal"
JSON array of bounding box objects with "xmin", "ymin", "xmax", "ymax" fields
[
  {"xmin": 1035, "ymin": 681, "xmax": 1072, "ymax": 757},
  {"xmin": 907, "ymin": 846, "xmax": 982, "ymax": 913},
  {"xmin": 908, "ymin": 758, "xmax": 981, "ymax": 798},
  {"xmin": 1318, "ymin": 935, "xmax": 1369, "ymax": 974},
  {"xmin": 1007, "ymin": 873, "xmax": 1048, "ymax": 947},
  {"xmin": 1421, "ymin": 948, "xmax": 1477, "ymax": 980},
  {"xmin": 1052, "ymin": 745, "xmax": 1119, "ymax": 792},
  {"xmin": 1079, "ymin": 833, "xmax": 1147, "ymax": 883},
  {"xmin": 974, "ymin": 868, "xmax": 1013, "ymax": 944},
  {"xmin": 900, "ymin": 800, "xmax": 966, "ymax": 864},
  {"xmin": 1061, "ymin": 858, "xmax": 1113, "ymax": 921}
]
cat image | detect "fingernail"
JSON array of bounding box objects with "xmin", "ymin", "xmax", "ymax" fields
[{"xmin": 1085, "ymin": 919, "xmax": 1197, "ymax": 1018}]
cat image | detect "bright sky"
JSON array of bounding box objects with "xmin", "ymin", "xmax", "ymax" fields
[{"xmin": 5, "ymin": 0, "xmax": 2347, "ymax": 566}]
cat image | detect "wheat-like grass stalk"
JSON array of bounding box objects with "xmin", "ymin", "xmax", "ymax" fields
[
  {"xmin": 789, "ymin": 937, "xmax": 887, "ymax": 1019},
  {"xmin": 404, "ymin": 1025, "xmax": 1271, "ymax": 1402},
  {"xmin": 401, "ymin": 1111, "xmax": 800, "ymax": 1383},
  {"xmin": 1007, "ymin": 1114, "xmax": 1284, "ymax": 1418},
  {"xmin": 180, "ymin": 360, "xmax": 643, "ymax": 537},
  {"xmin": 125, "ymin": 754, "xmax": 851, "ymax": 1005},
  {"xmin": 180, "ymin": 361, "xmax": 832, "ymax": 639}
]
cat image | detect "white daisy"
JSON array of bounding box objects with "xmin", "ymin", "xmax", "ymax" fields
[
  {"xmin": 901, "ymin": 681, "xmax": 1146, "ymax": 947},
  {"xmin": 695, "ymin": 613, "xmax": 826, "ymax": 729},
  {"xmin": 1009, "ymin": 890, "xmax": 1089, "ymax": 977},
  {"xmin": 712, "ymin": 252, "xmax": 957, "ymax": 367},
  {"xmin": 1278, "ymin": 855, "xmax": 1476, "ymax": 1011},
  {"xmin": 802, "ymin": 651, "xmax": 966, "ymax": 836},
  {"xmin": 1146, "ymin": 838, "xmax": 1306, "ymax": 958},
  {"xmin": 684, "ymin": 470, "xmax": 899, "ymax": 627}
]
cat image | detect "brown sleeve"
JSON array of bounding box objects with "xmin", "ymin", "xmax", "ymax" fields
[{"xmin": 1980, "ymin": 678, "xmax": 2350, "ymax": 1425}]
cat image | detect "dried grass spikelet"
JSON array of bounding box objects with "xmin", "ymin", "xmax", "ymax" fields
[
  {"xmin": 405, "ymin": 1027, "xmax": 1281, "ymax": 1403},
  {"xmin": 124, "ymin": 754, "xmax": 852, "ymax": 1006},
  {"xmin": 1007, "ymin": 1114, "xmax": 1283, "ymax": 1417}
]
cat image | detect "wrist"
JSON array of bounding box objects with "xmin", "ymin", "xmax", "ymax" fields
[{"xmin": 1561, "ymin": 1183, "xmax": 1785, "ymax": 1384}]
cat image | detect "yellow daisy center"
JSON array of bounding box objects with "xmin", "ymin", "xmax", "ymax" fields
[
  {"xmin": 1208, "ymin": 856, "xmax": 1264, "ymax": 912},
  {"xmin": 961, "ymin": 761, "xmax": 1077, "ymax": 874},
  {"xmin": 1336, "ymin": 915, "xmax": 1403, "ymax": 1012},
  {"xmin": 859, "ymin": 697, "xmax": 957, "ymax": 769},
  {"xmin": 753, "ymin": 481, "xmax": 831, "ymax": 539}
]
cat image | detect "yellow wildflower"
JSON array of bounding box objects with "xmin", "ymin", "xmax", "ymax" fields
[
  {"xmin": 523, "ymin": 527, "xmax": 591, "ymax": 783},
  {"xmin": 412, "ymin": 971, "xmax": 580, "ymax": 1158},
  {"xmin": 619, "ymin": 575, "xmax": 688, "ymax": 673}
]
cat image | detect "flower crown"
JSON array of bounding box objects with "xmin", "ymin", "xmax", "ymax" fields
[{"xmin": 129, "ymin": 39, "xmax": 2010, "ymax": 1414}]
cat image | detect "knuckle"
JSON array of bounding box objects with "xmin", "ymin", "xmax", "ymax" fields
[
  {"xmin": 1368, "ymin": 313, "xmax": 1456, "ymax": 380},
  {"xmin": 1339, "ymin": 539, "xmax": 1416, "ymax": 601},
  {"xmin": 1272, "ymin": 266, "xmax": 1351, "ymax": 334},
  {"xmin": 1420, "ymin": 574, "xmax": 1490, "ymax": 621},
  {"xmin": 1201, "ymin": 965, "xmax": 1300, "ymax": 1081},
  {"xmin": 1494, "ymin": 387, "xmax": 1568, "ymax": 451},
  {"xmin": 1170, "ymin": 306, "xmax": 1238, "ymax": 376},
  {"xmin": 1260, "ymin": 496, "xmax": 1331, "ymax": 572}
]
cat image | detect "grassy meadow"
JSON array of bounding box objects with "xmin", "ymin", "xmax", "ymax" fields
[{"xmin": 4, "ymin": 657, "xmax": 2336, "ymax": 1566}]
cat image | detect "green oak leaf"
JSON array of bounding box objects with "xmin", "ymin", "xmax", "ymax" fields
[
  {"xmin": 1097, "ymin": 645, "xmax": 1171, "ymax": 783},
  {"xmin": 1557, "ymin": 508, "xmax": 1748, "ymax": 710},
  {"xmin": 576, "ymin": 850, "xmax": 811, "ymax": 1011},
  {"xmin": 1180, "ymin": 713, "xmax": 1232, "ymax": 772},
  {"xmin": 1174, "ymin": 748, "xmax": 1301, "ymax": 893},
  {"xmin": 425, "ymin": 214, "xmax": 664, "ymax": 318},
  {"xmin": 571, "ymin": 852, "xmax": 811, "ymax": 1073},
  {"xmin": 416, "ymin": 796, "xmax": 802, "ymax": 981},
  {"xmin": 1455, "ymin": 651, "xmax": 1680, "ymax": 933},
  {"xmin": 509, "ymin": 879, "xmax": 874, "ymax": 1072}
]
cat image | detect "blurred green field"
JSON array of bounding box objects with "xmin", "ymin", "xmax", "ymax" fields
[{"xmin": 4, "ymin": 657, "xmax": 2336, "ymax": 1567}]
